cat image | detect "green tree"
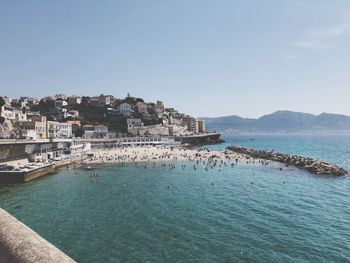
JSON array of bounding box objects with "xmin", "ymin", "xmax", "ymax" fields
[
  {"xmin": 133, "ymin": 112, "xmax": 143, "ymax": 119},
  {"xmin": 0, "ymin": 97, "xmax": 5, "ymax": 108},
  {"xmin": 81, "ymin": 97, "xmax": 90, "ymax": 107},
  {"xmin": 125, "ymin": 97, "xmax": 136, "ymax": 105},
  {"xmin": 11, "ymin": 101, "xmax": 18, "ymax": 107},
  {"xmin": 74, "ymin": 127, "xmax": 84, "ymax": 138}
]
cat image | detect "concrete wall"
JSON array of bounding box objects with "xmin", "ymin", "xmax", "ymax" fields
[
  {"xmin": 0, "ymin": 144, "xmax": 26, "ymax": 162},
  {"xmin": 180, "ymin": 133, "xmax": 223, "ymax": 145},
  {"xmin": 0, "ymin": 158, "xmax": 81, "ymax": 183},
  {"xmin": 0, "ymin": 165, "xmax": 55, "ymax": 183},
  {"xmin": 0, "ymin": 208, "xmax": 76, "ymax": 263}
]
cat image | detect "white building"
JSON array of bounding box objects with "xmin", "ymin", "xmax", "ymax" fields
[
  {"xmin": 109, "ymin": 137, "xmax": 181, "ymax": 147},
  {"xmin": 0, "ymin": 106, "xmax": 27, "ymax": 121},
  {"xmin": 46, "ymin": 121, "xmax": 72, "ymax": 139},
  {"xmin": 127, "ymin": 118, "xmax": 143, "ymax": 131},
  {"xmin": 22, "ymin": 129, "xmax": 36, "ymax": 139},
  {"xmin": 56, "ymin": 122, "xmax": 72, "ymax": 138},
  {"xmin": 119, "ymin": 103, "xmax": 132, "ymax": 117},
  {"xmin": 83, "ymin": 125, "xmax": 108, "ymax": 139},
  {"xmin": 47, "ymin": 121, "xmax": 59, "ymax": 138},
  {"xmin": 55, "ymin": 100, "xmax": 68, "ymax": 108},
  {"xmin": 70, "ymin": 140, "xmax": 91, "ymax": 153}
]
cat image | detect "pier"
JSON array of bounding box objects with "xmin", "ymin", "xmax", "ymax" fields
[
  {"xmin": 227, "ymin": 145, "xmax": 348, "ymax": 176},
  {"xmin": 0, "ymin": 157, "xmax": 80, "ymax": 183},
  {"xmin": 0, "ymin": 163, "xmax": 55, "ymax": 183}
]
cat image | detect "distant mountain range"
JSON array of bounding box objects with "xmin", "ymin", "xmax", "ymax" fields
[{"xmin": 199, "ymin": 111, "xmax": 350, "ymax": 134}]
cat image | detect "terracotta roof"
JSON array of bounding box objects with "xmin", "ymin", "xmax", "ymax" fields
[
  {"xmin": 83, "ymin": 125, "xmax": 94, "ymax": 127},
  {"xmin": 67, "ymin": 120, "xmax": 81, "ymax": 124},
  {"xmin": 95, "ymin": 124, "xmax": 107, "ymax": 127}
]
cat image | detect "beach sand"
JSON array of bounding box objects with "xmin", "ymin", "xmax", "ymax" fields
[
  {"xmin": 1, "ymin": 145, "xmax": 262, "ymax": 170},
  {"xmin": 84, "ymin": 145, "xmax": 251, "ymax": 165}
]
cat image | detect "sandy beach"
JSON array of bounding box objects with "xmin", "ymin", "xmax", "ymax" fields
[
  {"xmin": 2, "ymin": 145, "xmax": 269, "ymax": 171},
  {"xmin": 84, "ymin": 145, "xmax": 255, "ymax": 165}
]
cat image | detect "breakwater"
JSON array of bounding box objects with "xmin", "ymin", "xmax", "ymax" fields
[{"xmin": 227, "ymin": 145, "xmax": 348, "ymax": 176}]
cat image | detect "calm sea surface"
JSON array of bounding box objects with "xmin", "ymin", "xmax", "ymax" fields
[{"xmin": 0, "ymin": 134, "xmax": 350, "ymax": 263}]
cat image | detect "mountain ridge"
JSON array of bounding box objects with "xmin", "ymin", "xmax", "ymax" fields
[{"xmin": 199, "ymin": 110, "xmax": 350, "ymax": 134}]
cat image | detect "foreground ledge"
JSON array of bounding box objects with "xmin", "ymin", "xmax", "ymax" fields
[
  {"xmin": 227, "ymin": 145, "xmax": 348, "ymax": 176},
  {"xmin": 0, "ymin": 208, "xmax": 76, "ymax": 263}
]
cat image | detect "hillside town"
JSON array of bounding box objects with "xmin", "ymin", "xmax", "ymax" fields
[{"xmin": 0, "ymin": 93, "xmax": 206, "ymax": 140}]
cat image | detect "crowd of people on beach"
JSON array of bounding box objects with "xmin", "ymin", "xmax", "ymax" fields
[{"xmin": 76, "ymin": 145, "xmax": 277, "ymax": 185}]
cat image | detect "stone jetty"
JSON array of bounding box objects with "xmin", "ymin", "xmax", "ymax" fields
[{"xmin": 227, "ymin": 145, "xmax": 348, "ymax": 176}]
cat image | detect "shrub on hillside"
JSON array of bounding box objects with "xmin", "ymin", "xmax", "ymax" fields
[{"xmin": 0, "ymin": 97, "xmax": 5, "ymax": 108}]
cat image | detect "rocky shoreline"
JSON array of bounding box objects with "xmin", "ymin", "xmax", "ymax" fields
[{"xmin": 227, "ymin": 145, "xmax": 348, "ymax": 176}]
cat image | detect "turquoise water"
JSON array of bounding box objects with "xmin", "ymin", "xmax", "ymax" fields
[
  {"xmin": 1, "ymin": 134, "xmax": 350, "ymax": 262},
  {"xmin": 208, "ymin": 134, "xmax": 350, "ymax": 171}
]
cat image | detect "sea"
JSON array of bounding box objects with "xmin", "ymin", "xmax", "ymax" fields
[{"xmin": 0, "ymin": 134, "xmax": 349, "ymax": 263}]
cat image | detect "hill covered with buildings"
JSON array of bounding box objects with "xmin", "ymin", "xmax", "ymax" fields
[{"xmin": 0, "ymin": 93, "xmax": 206, "ymax": 139}]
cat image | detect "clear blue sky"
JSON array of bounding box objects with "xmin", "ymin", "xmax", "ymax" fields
[{"xmin": 1, "ymin": 0, "xmax": 350, "ymax": 118}]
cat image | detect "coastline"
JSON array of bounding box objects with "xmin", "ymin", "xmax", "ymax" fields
[
  {"xmin": 82, "ymin": 144, "xmax": 348, "ymax": 177},
  {"xmin": 2, "ymin": 140, "xmax": 348, "ymax": 183},
  {"xmin": 1, "ymin": 139, "xmax": 349, "ymax": 262}
]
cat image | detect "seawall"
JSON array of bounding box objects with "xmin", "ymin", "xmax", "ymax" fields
[
  {"xmin": 0, "ymin": 208, "xmax": 76, "ymax": 263},
  {"xmin": 0, "ymin": 164, "xmax": 55, "ymax": 183},
  {"xmin": 0, "ymin": 157, "xmax": 81, "ymax": 183},
  {"xmin": 227, "ymin": 145, "xmax": 348, "ymax": 176},
  {"xmin": 0, "ymin": 144, "xmax": 27, "ymax": 162},
  {"xmin": 179, "ymin": 133, "xmax": 224, "ymax": 146}
]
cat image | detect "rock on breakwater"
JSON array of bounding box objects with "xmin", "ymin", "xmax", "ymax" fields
[{"xmin": 226, "ymin": 145, "xmax": 348, "ymax": 176}]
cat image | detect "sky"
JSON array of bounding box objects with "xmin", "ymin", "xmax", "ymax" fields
[{"xmin": 1, "ymin": 0, "xmax": 350, "ymax": 118}]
